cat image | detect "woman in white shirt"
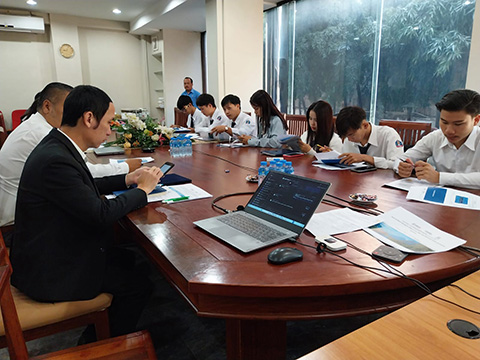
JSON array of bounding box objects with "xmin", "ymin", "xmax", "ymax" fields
[{"xmin": 298, "ymin": 100, "xmax": 342, "ymax": 155}]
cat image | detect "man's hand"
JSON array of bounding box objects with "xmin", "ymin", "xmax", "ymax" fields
[
  {"xmin": 414, "ymin": 161, "xmax": 439, "ymax": 183},
  {"xmin": 398, "ymin": 158, "xmax": 415, "ymax": 178},
  {"xmin": 210, "ymin": 125, "xmax": 225, "ymax": 135},
  {"xmin": 136, "ymin": 166, "xmax": 163, "ymax": 195},
  {"xmin": 238, "ymin": 135, "xmax": 251, "ymax": 145},
  {"xmin": 125, "ymin": 159, "xmax": 142, "ymax": 173},
  {"xmin": 298, "ymin": 139, "xmax": 312, "ymax": 154},
  {"xmin": 339, "ymin": 153, "xmax": 373, "ymax": 165}
]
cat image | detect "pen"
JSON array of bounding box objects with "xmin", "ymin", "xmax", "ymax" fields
[{"xmin": 162, "ymin": 196, "xmax": 189, "ymax": 203}]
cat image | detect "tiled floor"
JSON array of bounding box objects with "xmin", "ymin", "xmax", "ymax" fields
[{"xmin": 0, "ymin": 246, "xmax": 386, "ymax": 359}]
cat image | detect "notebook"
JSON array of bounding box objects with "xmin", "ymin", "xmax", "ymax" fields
[{"xmin": 194, "ymin": 171, "xmax": 331, "ymax": 253}]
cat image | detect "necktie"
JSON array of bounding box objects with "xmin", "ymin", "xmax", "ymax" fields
[{"xmin": 358, "ymin": 143, "xmax": 371, "ymax": 154}]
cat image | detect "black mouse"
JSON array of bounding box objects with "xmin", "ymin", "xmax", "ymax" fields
[{"xmin": 268, "ymin": 247, "xmax": 303, "ymax": 265}]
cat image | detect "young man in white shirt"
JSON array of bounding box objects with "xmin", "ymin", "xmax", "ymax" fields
[
  {"xmin": 336, "ymin": 106, "xmax": 404, "ymax": 169},
  {"xmin": 396, "ymin": 89, "xmax": 480, "ymax": 189},
  {"xmin": 195, "ymin": 93, "xmax": 229, "ymax": 140},
  {"xmin": 176, "ymin": 95, "xmax": 205, "ymax": 132},
  {"xmin": 0, "ymin": 82, "xmax": 141, "ymax": 228},
  {"xmin": 210, "ymin": 94, "xmax": 257, "ymax": 138}
]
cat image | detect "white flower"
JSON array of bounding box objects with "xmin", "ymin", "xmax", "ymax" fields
[{"xmin": 151, "ymin": 134, "xmax": 160, "ymax": 141}]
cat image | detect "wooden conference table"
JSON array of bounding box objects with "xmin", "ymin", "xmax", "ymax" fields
[{"xmin": 91, "ymin": 144, "xmax": 480, "ymax": 359}]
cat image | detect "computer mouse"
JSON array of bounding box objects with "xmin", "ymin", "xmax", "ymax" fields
[{"xmin": 268, "ymin": 247, "xmax": 303, "ymax": 265}]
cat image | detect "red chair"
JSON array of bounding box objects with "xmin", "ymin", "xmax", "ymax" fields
[
  {"xmin": 11, "ymin": 109, "xmax": 27, "ymax": 131},
  {"xmin": 0, "ymin": 111, "xmax": 7, "ymax": 149}
]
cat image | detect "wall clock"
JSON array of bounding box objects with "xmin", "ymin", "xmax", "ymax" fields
[{"xmin": 59, "ymin": 43, "xmax": 74, "ymax": 58}]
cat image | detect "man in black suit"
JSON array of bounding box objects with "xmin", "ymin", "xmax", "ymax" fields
[{"xmin": 10, "ymin": 85, "xmax": 163, "ymax": 339}]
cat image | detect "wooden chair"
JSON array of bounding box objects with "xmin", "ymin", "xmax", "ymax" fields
[
  {"xmin": 0, "ymin": 231, "xmax": 157, "ymax": 360},
  {"xmin": 11, "ymin": 109, "xmax": 27, "ymax": 131},
  {"xmin": 284, "ymin": 114, "xmax": 308, "ymax": 136},
  {"xmin": 0, "ymin": 229, "xmax": 113, "ymax": 350},
  {"xmin": 174, "ymin": 107, "xmax": 189, "ymax": 127},
  {"xmin": 0, "ymin": 111, "xmax": 7, "ymax": 149},
  {"xmin": 379, "ymin": 120, "xmax": 431, "ymax": 149}
]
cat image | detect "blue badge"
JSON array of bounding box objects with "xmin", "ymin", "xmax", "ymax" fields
[
  {"xmin": 246, "ymin": 120, "xmax": 250, "ymax": 124},
  {"xmin": 395, "ymin": 140, "xmax": 403, "ymax": 147},
  {"xmin": 217, "ymin": 116, "xmax": 222, "ymax": 121}
]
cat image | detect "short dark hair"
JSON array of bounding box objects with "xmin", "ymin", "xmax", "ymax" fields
[
  {"xmin": 221, "ymin": 94, "xmax": 241, "ymax": 108},
  {"xmin": 184, "ymin": 77, "xmax": 193, "ymax": 84},
  {"xmin": 335, "ymin": 106, "xmax": 367, "ymax": 138},
  {"xmin": 435, "ymin": 89, "xmax": 480, "ymax": 116},
  {"xmin": 22, "ymin": 82, "xmax": 73, "ymax": 121},
  {"xmin": 196, "ymin": 93, "xmax": 216, "ymax": 108},
  {"xmin": 177, "ymin": 95, "xmax": 193, "ymax": 110},
  {"xmin": 61, "ymin": 85, "xmax": 112, "ymax": 127}
]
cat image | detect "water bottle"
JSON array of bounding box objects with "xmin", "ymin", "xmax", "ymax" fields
[
  {"xmin": 170, "ymin": 137, "xmax": 178, "ymax": 158},
  {"xmin": 279, "ymin": 159, "xmax": 287, "ymax": 173},
  {"xmin": 179, "ymin": 136, "xmax": 187, "ymax": 157},
  {"xmin": 185, "ymin": 137, "xmax": 193, "ymax": 157},
  {"xmin": 258, "ymin": 161, "xmax": 268, "ymax": 185},
  {"xmin": 285, "ymin": 161, "xmax": 294, "ymax": 174}
]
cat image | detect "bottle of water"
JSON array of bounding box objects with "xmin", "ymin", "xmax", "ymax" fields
[
  {"xmin": 185, "ymin": 137, "xmax": 193, "ymax": 157},
  {"xmin": 179, "ymin": 135, "xmax": 187, "ymax": 157},
  {"xmin": 170, "ymin": 137, "xmax": 178, "ymax": 158},
  {"xmin": 258, "ymin": 161, "xmax": 268, "ymax": 185},
  {"xmin": 285, "ymin": 161, "xmax": 294, "ymax": 174},
  {"xmin": 279, "ymin": 159, "xmax": 287, "ymax": 173}
]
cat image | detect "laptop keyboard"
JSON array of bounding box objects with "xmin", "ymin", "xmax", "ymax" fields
[{"xmin": 218, "ymin": 213, "xmax": 287, "ymax": 243}]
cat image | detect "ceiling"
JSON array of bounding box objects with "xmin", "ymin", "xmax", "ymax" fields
[{"xmin": 0, "ymin": 0, "xmax": 282, "ymax": 34}]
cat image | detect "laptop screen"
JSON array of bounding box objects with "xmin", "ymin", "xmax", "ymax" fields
[{"xmin": 245, "ymin": 171, "xmax": 331, "ymax": 233}]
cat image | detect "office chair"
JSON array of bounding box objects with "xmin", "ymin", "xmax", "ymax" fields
[
  {"xmin": 284, "ymin": 114, "xmax": 308, "ymax": 136},
  {"xmin": 379, "ymin": 120, "xmax": 431, "ymax": 150},
  {"xmin": 11, "ymin": 109, "xmax": 27, "ymax": 131}
]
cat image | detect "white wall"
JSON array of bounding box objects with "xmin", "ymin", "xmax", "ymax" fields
[
  {"xmin": 0, "ymin": 14, "xmax": 149, "ymax": 128},
  {"xmin": 0, "ymin": 30, "xmax": 55, "ymax": 129},
  {"xmin": 162, "ymin": 29, "xmax": 202, "ymax": 125}
]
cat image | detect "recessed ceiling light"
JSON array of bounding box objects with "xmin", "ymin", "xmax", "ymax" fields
[
  {"xmin": 26, "ymin": 0, "xmax": 37, "ymax": 5},
  {"xmin": 112, "ymin": 8, "xmax": 122, "ymax": 14}
]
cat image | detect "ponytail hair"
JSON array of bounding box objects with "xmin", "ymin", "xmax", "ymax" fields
[{"xmin": 21, "ymin": 82, "xmax": 73, "ymax": 121}]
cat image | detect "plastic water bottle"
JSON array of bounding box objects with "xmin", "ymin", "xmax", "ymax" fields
[
  {"xmin": 285, "ymin": 161, "xmax": 294, "ymax": 174},
  {"xmin": 170, "ymin": 137, "xmax": 178, "ymax": 158},
  {"xmin": 279, "ymin": 159, "xmax": 287, "ymax": 173},
  {"xmin": 258, "ymin": 161, "xmax": 268, "ymax": 185},
  {"xmin": 185, "ymin": 137, "xmax": 193, "ymax": 157},
  {"xmin": 179, "ymin": 136, "xmax": 187, "ymax": 157}
]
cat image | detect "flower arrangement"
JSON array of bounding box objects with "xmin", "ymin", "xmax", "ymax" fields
[{"xmin": 106, "ymin": 113, "xmax": 173, "ymax": 149}]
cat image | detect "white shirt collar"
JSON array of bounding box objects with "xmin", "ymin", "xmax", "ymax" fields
[{"xmin": 57, "ymin": 128, "xmax": 87, "ymax": 162}]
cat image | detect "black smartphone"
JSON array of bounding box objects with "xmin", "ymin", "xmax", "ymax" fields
[
  {"xmin": 160, "ymin": 162, "xmax": 175, "ymax": 177},
  {"xmin": 372, "ymin": 245, "xmax": 407, "ymax": 263},
  {"xmin": 351, "ymin": 164, "xmax": 377, "ymax": 173},
  {"xmin": 142, "ymin": 147, "xmax": 155, "ymax": 153}
]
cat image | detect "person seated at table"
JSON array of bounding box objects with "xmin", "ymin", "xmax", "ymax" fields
[
  {"xmin": 238, "ymin": 90, "xmax": 288, "ymax": 148},
  {"xmin": 396, "ymin": 89, "xmax": 480, "ymax": 188},
  {"xmin": 195, "ymin": 93, "xmax": 229, "ymax": 138},
  {"xmin": 0, "ymin": 82, "xmax": 141, "ymax": 229},
  {"xmin": 10, "ymin": 85, "xmax": 163, "ymax": 343},
  {"xmin": 336, "ymin": 106, "xmax": 404, "ymax": 169},
  {"xmin": 298, "ymin": 100, "xmax": 342, "ymax": 155},
  {"xmin": 176, "ymin": 95, "xmax": 205, "ymax": 132},
  {"xmin": 210, "ymin": 94, "xmax": 257, "ymax": 138}
]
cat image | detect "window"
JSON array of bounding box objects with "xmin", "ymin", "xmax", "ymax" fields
[{"xmin": 264, "ymin": 0, "xmax": 476, "ymax": 127}]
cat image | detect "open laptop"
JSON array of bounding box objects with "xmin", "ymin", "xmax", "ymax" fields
[{"xmin": 194, "ymin": 171, "xmax": 331, "ymax": 253}]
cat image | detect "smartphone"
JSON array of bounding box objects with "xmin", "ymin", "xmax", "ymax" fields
[
  {"xmin": 372, "ymin": 245, "xmax": 407, "ymax": 263},
  {"xmin": 160, "ymin": 161, "xmax": 175, "ymax": 178},
  {"xmin": 351, "ymin": 164, "xmax": 377, "ymax": 173}
]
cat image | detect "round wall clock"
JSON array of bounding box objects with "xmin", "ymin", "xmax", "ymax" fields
[{"xmin": 59, "ymin": 43, "xmax": 74, "ymax": 58}]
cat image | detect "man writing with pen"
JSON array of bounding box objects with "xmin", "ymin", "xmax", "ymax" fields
[{"xmin": 395, "ymin": 89, "xmax": 480, "ymax": 189}]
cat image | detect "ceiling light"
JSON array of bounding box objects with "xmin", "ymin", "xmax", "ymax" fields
[
  {"xmin": 465, "ymin": 1, "xmax": 472, "ymax": 5},
  {"xmin": 26, "ymin": 0, "xmax": 37, "ymax": 5},
  {"xmin": 112, "ymin": 8, "xmax": 122, "ymax": 14}
]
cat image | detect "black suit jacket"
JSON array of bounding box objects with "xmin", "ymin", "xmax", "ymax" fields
[{"xmin": 11, "ymin": 129, "xmax": 147, "ymax": 302}]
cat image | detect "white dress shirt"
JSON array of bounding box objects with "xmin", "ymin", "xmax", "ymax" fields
[
  {"xmin": 195, "ymin": 108, "xmax": 230, "ymax": 140},
  {"xmin": 395, "ymin": 127, "xmax": 480, "ymax": 189},
  {"xmin": 248, "ymin": 115, "xmax": 286, "ymax": 148},
  {"xmin": 230, "ymin": 112, "xmax": 257, "ymax": 137},
  {"xmin": 341, "ymin": 124, "xmax": 404, "ymax": 169},
  {"xmin": 188, "ymin": 108, "xmax": 205, "ymax": 128},
  {"xmin": 0, "ymin": 112, "xmax": 128, "ymax": 226},
  {"xmin": 300, "ymin": 131, "xmax": 343, "ymax": 155}
]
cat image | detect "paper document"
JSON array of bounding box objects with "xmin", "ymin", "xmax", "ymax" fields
[
  {"xmin": 217, "ymin": 141, "xmax": 247, "ymax": 148},
  {"xmin": 110, "ymin": 157, "xmax": 154, "ymax": 165},
  {"xmin": 314, "ymin": 150, "xmax": 342, "ymax": 162},
  {"xmin": 364, "ymin": 207, "xmax": 466, "ymax": 253},
  {"xmin": 406, "ymin": 186, "xmax": 480, "ymax": 210},
  {"xmin": 306, "ymin": 208, "xmax": 380, "ymax": 236},
  {"xmin": 148, "ymin": 183, "xmax": 212, "ymax": 203},
  {"xmin": 384, "ymin": 178, "xmax": 432, "ymax": 192}
]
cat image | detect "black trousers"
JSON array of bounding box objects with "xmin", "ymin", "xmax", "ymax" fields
[{"xmin": 82, "ymin": 246, "xmax": 153, "ymax": 342}]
